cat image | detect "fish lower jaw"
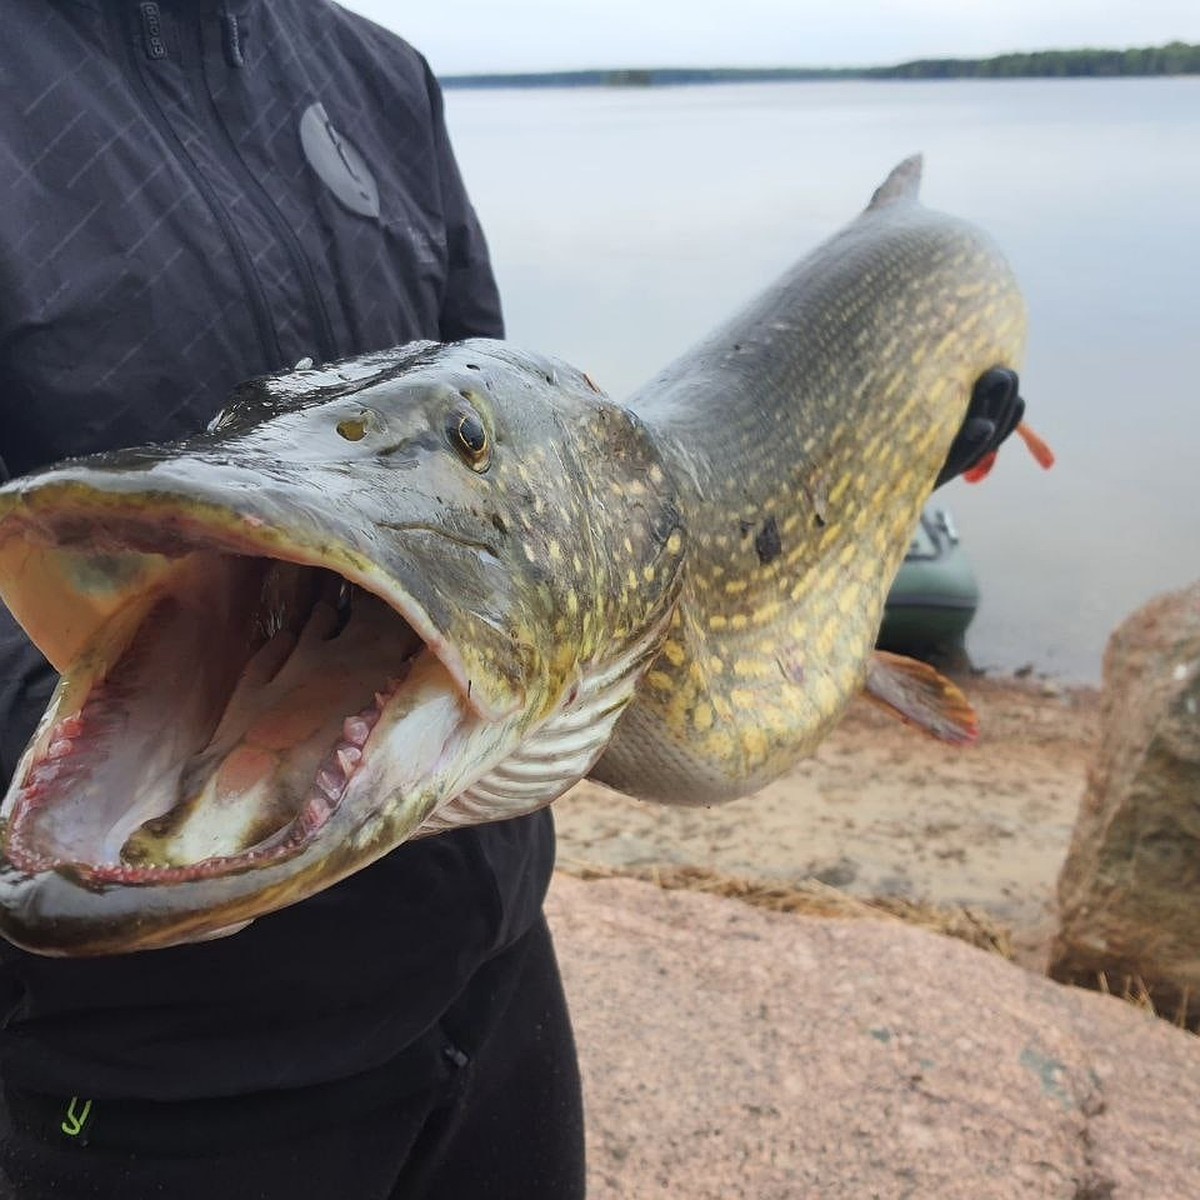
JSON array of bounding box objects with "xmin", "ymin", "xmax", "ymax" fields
[{"xmin": 1, "ymin": 670, "xmax": 414, "ymax": 887}]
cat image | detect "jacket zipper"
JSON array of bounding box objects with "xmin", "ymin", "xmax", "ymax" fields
[
  {"xmin": 111, "ymin": 3, "xmax": 283, "ymax": 371},
  {"xmin": 188, "ymin": 18, "xmax": 338, "ymax": 365}
]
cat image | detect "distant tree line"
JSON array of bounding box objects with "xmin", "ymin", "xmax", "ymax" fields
[
  {"xmin": 872, "ymin": 41, "xmax": 1200, "ymax": 79},
  {"xmin": 441, "ymin": 42, "xmax": 1200, "ymax": 90}
]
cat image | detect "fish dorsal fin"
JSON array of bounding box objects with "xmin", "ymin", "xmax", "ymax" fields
[
  {"xmin": 864, "ymin": 650, "xmax": 978, "ymax": 743},
  {"xmin": 866, "ymin": 154, "xmax": 924, "ymax": 211}
]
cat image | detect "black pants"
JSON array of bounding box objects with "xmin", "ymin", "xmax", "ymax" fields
[{"xmin": 0, "ymin": 916, "xmax": 584, "ymax": 1199}]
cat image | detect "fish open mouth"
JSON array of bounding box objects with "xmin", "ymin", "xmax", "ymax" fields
[{"xmin": 3, "ymin": 545, "xmax": 447, "ymax": 887}]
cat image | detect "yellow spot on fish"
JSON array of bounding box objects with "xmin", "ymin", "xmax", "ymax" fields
[
  {"xmin": 752, "ymin": 599, "xmax": 783, "ymax": 626},
  {"xmin": 548, "ymin": 541, "xmax": 562, "ymax": 562},
  {"xmin": 742, "ymin": 727, "xmax": 768, "ymax": 759},
  {"xmin": 733, "ymin": 657, "xmax": 771, "ymax": 679},
  {"xmin": 814, "ymin": 674, "xmax": 840, "ymax": 713},
  {"xmin": 647, "ymin": 671, "xmax": 673, "ymax": 693},
  {"xmin": 693, "ymin": 703, "xmax": 713, "ymax": 732},
  {"xmin": 761, "ymin": 705, "xmax": 791, "ymax": 735},
  {"xmin": 837, "ymin": 582, "xmax": 861, "ymax": 615},
  {"xmin": 787, "ymin": 615, "xmax": 809, "ymax": 643},
  {"xmin": 643, "ymin": 565, "xmax": 655, "ymax": 583},
  {"xmin": 666, "ymin": 531, "xmax": 683, "ymax": 556},
  {"xmin": 662, "ymin": 640, "xmax": 686, "ymax": 667},
  {"xmin": 667, "ymin": 692, "xmax": 692, "ymax": 735}
]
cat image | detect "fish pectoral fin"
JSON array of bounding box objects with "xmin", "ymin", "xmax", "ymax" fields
[{"xmin": 863, "ymin": 650, "xmax": 979, "ymax": 744}]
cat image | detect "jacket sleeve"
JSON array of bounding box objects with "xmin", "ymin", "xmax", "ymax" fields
[{"xmin": 421, "ymin": 62, "xmax": 505, "ymax": 342}]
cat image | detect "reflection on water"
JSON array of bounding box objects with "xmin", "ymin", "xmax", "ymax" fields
[{"xmin": 445, "ymin": 79, "xmax": 1200, "ymax": 682}]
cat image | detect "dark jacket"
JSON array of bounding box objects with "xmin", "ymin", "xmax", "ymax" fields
[{"xmin": 0, "ymin": 0, "xmax": 554, "ymax": 1101}]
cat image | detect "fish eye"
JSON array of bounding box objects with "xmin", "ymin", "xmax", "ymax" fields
[{"xmin": 448, "ymin": 405, "xmax": 491, "ymax": 472}]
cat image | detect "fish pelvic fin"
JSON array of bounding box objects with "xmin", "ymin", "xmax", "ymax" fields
[
  {"xmin": 866, "ymin": 154, "xmax": 924, "ymax": 211},
  {"xmin": 863, "ymin": 650, "xmax": 979, "ymax": 744}
]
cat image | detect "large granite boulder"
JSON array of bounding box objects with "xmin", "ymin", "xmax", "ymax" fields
[
  {"xmin": 1049, "ymin": 581, "xmax": 1200, "ymax": 1027},
  {"xmin": 549, "ymin": 873, "xmax": 1200, "ymax": 1199}
]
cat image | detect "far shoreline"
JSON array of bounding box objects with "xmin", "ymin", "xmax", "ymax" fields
[{"xmin": 441, "ymin": 41, "xmax": 1200, "ymax": 90}]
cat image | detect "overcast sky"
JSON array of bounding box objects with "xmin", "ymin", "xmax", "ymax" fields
[{"xmin": 339, "ymin": 0, "xmax": 1200, "ymax": 75}]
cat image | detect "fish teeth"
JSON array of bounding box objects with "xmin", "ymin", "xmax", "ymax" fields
[
  {"xmin": 302, "ymin": 793, "xmax": 333, "ymax": 826},
  {"xmin": 315, "ymin": 766, "xmax": 343, "ymax": 800},
  {"xmin": 342, "ymin": 716, "xmax": 371, "ymax": 746},
  {"xmin": 336, "ymin": 746, "xmax": 362, "ymax": 775}
]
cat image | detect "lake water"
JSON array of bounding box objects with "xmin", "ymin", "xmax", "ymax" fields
[{"xmin": 443, "ymin": 79, "xmax": 1200, "ymax": 683}]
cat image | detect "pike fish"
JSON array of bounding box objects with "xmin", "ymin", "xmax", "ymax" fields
[{"xmin": 0, "ymin": 157, "xmax": 1028, "ymax": 954}]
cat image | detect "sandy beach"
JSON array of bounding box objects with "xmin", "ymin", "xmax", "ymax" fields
[{"xmin": 554, "ymin": 673, "xmax": 1100, "ymax": 969}]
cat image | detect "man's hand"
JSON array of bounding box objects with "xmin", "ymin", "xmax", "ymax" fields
[{"xmin": 935, "ymin": 367, "xmax": 1025, "ymax": 489}]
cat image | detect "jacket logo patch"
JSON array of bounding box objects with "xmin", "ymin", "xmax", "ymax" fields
[
  {"xmin": 299, "ymin": 103, "xmax": 380, "ymax": 220},
  {"xmin": 61, "ymin": 1096, "xmax": 93, "ymax": 1139},
  {"xmin": 139, "ymin": 3, "xmax": 167, "ymax": 59}
]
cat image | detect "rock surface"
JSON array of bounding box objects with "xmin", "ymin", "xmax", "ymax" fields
[
  {"xmin": 548, "ymin": 872, "xmax": 1200, "ymax": 1200},
  {"xmin": 1049, "ymin": 582, "xmax": 1200, "ymax": 1025}
]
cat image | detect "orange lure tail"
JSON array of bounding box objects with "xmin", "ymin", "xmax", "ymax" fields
[{"xmin": 963, "ymin": 421, "xmax": 1055, "ymax": 484}]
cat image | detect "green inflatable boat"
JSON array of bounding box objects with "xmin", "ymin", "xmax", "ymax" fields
[{"xmin": 878, "ymin": 507, "xmax": 979, "ymax": 656}]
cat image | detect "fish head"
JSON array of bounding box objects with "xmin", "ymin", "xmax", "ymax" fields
[{"xmin": 0, "ymin": 340, "xmax": 683, "ymax": 953}]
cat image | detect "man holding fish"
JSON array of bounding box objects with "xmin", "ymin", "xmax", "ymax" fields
[{"xmin": 0, "ymin": 2, "xmax": 1038, "ymax": 1198}]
